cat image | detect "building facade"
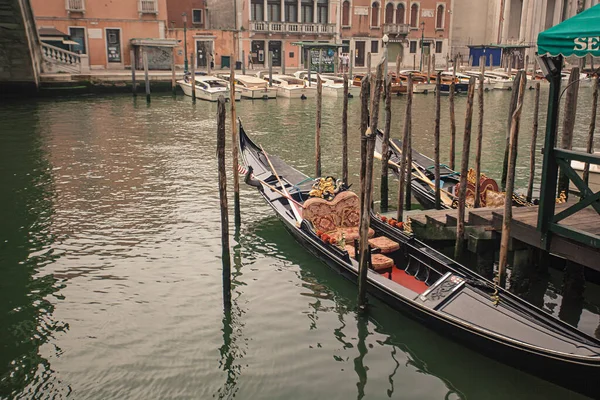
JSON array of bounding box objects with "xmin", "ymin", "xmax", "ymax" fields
[
  {"xmin": 451, "ymin": 0, "xmax": 600, "ymax": 64},
  {"xmin": 166, "ymin": 0, "xmax": 236, "ymax": 71},
  {"xmin": 339, "ymin": 0, "xmax": 451, "ymax": 69},
  {"xmin": 32, "ymin": 0, "xmax": 172, "ymax": 70},
  {"xmin": 239, "ymin": 0, "xmax": 338, "ymax": 69}
]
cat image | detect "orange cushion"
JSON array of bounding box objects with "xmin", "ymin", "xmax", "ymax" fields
[
  {"xmin": 368, "ymin": 237, "xmax": 400, "ymax": 254},
  {"xmin": 344, "ymin": 245, "xmax": 394, "ymax": 271}
]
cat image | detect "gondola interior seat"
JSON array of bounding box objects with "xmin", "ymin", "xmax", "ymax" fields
[{"xmin": 344, "ymin": 245, "xmax": 394, "ymax": 272}]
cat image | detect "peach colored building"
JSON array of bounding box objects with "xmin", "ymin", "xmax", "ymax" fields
[
  {"xmin": 32, "ymin": 0, "xmax": 174, "ymax": 70},
  {"xmin": 340, "ymin": 0, "xmax": 451, "ymax": 69},
  {"xmin": 166, "ymin": 0, "xmax": 236, "ymax": 71},
  {"xmin": 240, "ymin": 0, "xmax": 338, "ymax": 70}
]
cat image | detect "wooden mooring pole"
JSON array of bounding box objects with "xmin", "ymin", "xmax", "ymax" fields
[
  {"xmin": 527, "ymin": 82, "xmax": 541, "ymax": 203},
  {"xmin": 230, "ymin": 57, "xmax": 241, "ymax": 226},
  {"xmin": 131, "ymin": 49, "xmax": 137, "ymax": 97},
  {"xmin": 502, "ymin": 73, "xmax": 522, "ymax": 190},
  {"xmin": 405, "ymin": 77, "xmax": 413, "ymax": 212},
  {"xmin": 558, "ymin": 67, "xmax": 581, "ymax": 197},
  {"xmin": 143, "ymin": 49, "xmax": 151, "ymax": 103},
  {"xmin": 359, "ymin": 75, "xmax": 370, "ymax": 227},
  {"xmin": 381, "ymin": 76, "xmax": 392, "ymax": 212},
  {"xmin": 449, "ymin": 56, "xmax": 457, "ymax": 170},
  {"xmin": 583, "ymin": 76, "xmax": 599, "ymax": 185},
  {"xmin": 217, "ymin": 96, "xmax": 232, "ymax": 310},
  {"xmin": 349, "ymin": 50, "xmax": 354, "ymax": 80},
  {"xmin": 190, "ymin": 52, "xmax": 196, "ymax": 103},
  {"xmin": 397, "ymin": 74, "xmax": 413, "ymax": 221},
  {"xmin": 454, "ymin": 76, "xmax": 476, "ymax": 260},
  {"xmin": 342, "ymin": 73, "xmax": 349, "ymax": 184},
  {"xmin": 396, "ymin": 53, "xmax": 401, "ymax": 76},
  {"xmin": 171, "ymin": 48, "xmax": 177, "ymax": 95},
  {"xmin": 434, "ymin": 71, "xmax": 441, "ymax": 209},
  {"xmin": 316, "ymin": 75, "xmax": 323, "ymax": 177},
  {"xmin": 498, "ymin": 72, "xmax": 526, "ymax": 287},
  {"xmin": 269, "ymin": 51, "xmax": 274, "ymax": 88},
  {"xmin": 242, "ymin": 50, "xmax": 246, "ymax": 75},
  {"xmin": 474, "ymin": 56, "xmax": 485, "ymax": 208}
]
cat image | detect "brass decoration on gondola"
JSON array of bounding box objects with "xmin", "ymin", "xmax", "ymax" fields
[{"xmin": 308, "ymin": 177, "xmax": 348, "ymax": 201}]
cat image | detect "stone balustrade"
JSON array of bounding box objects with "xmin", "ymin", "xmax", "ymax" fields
[
  {"xmin": 249, "ymin": 21, "xmax": 336, "ymax": 35},
  {"xmin": 41, "ymin": 43, "xmax": 89, "ymax": 73}
]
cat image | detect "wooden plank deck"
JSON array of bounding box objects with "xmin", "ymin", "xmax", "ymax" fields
[{"xmin": 404, "ymin": 203, "xmax": 600, "ymax": 272}]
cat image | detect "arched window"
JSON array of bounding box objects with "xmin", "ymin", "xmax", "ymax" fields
[
  {"xmin": 385, "ymin": 3, "xmax": 394, "ymax": 24},
  {"xmin": 396, "ymin": 3, "xmax": 405, "ymax": 24},
  {"xmin": 410, "ymin": 3, "xmax": 418, "ymax": 27},
  {"xmin": 436, "ymin": 4, "xmax": 444, "ymax": 28},
  {"xmin": 342, "ymin": 0, "xmax": 350, "ymax": 26},
  {"xmin": 371, "ymin": 2, "xmax": 380, "ymax": 27}
]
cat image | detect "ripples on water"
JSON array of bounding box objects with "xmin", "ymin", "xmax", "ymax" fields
[{"xmin": 0, "ymin": 92, "xmax": 597, "ymax": 399}]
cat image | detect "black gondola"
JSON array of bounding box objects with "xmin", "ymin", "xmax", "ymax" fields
[
  {"xmin": 239, "ymin": 121, "xmax": 600, "ymax": 398},
  {"xmin": 374, "ymin": 130, "xmax": 460, "ymax": 209}
]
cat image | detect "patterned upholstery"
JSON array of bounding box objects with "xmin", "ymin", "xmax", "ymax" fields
[
  {"xmin": 368, "ymin": 236, "xmax": 400, "ymax": 254},
  {"xmin": 345, "ymin": 245, "xmax": 394, "ymax": 271}
]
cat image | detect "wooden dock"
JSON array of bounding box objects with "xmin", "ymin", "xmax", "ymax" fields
[{"xmin": 403, "ymin": 203, "xmax": 600, "ymax": 272}]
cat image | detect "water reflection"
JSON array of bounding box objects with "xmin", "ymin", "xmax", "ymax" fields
[{"xmin": 0, "ymin": 104, "xmax": 66, "ymax": 398}]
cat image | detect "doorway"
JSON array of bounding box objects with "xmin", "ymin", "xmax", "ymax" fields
[
  {"xmin": 196, "ymin": 40, "xmax": 212, "ymax": 68},
  {"xmin": 69, "ymin": 27, "xmax": 86, "ymax": 54},
  {"xmin": 251, "ymin": 40, "xmax": 265, "ymax": 66},
  {"xmin": 269, "ymin": 41, "xmax": 282, "ymax": 67},
  {"xmin": 106, "ymin": 28, "xmax": 122, "ymax": 63},
  {"xmin": 355, "ymin": 41, "xmax": 365, "ymax": 67}
]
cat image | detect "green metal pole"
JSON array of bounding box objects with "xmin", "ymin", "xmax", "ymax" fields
[{"xmin": 537, "ymin": 56, "xmax": 563, "ymax": 248}]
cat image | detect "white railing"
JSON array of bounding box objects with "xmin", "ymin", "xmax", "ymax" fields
[
  {"xmin": 41, "ymin": 42, "xmax": 89, "ymax": 73},
  {"xmin": 249, "ymin": 21, "xmax": 335, "ymax": 35},
  {"xmin": 383, "ymin": 23, "xmax": 410, "ymax": 36},
  {"xmin": 139, "ymin": 0, "xmax": 158, "ymax": 14},
  {"xmin": 65, "ymin": 0, "xmax": 85, "ymax": 12}
]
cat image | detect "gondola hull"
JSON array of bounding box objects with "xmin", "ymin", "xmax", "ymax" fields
[{"xmin": 239, "ymin": 122, "xmax": 600, "ymax": 399}]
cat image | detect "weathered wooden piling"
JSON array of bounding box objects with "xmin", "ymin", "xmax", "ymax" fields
[
  {"xmin": 242, "ymin": 50, "xmax": 246, "ymax": 75},
  {"xmin": 498, "ymin": 72, "xmax": 526, "ymax": 287},
  {"xmin": 359, "ymin": 75, "xmax": 370, "ymax": 214},
  {"xmin": 334, "ymin": 50, "xmax": 338, "ymax": 75},
  {"xmin": 558, "ymin": 67, "xmax": 581, "ymax": 197},
  {"xmin": 468, "ymin": 55, "xmax": 473, "ymax": 69},
  {"xmin": 171, "ymin": 48, "xmax": 177, "ymax": 95},
  {"xmin": 208, "ymin": 52, "xmax": 212, "ymax": 76},
  {"xmin": 474, "ymin": 57, "xmax": 485, "ymax": 208},
  {"xmin": 396, "ymin": 53, "xmax": 401, "ymax": 76},
  {"xmin": 190, "ymin": 52, "xmax": 196, "ymax": 103},
  {"xmin": 583, "ymin": 77, "xmax": 599, "ymax": 184},
  {"xmin": 413, "ymin": 54, "xmax": 417, "ymax": 71},
  {"xmin": 268, "ymin": 51, "xmax": 274, "ymax": 88},
  {"xmin": 143, "ymin": 49, "xmax": 150, "ymax": 103},
  {"xmin": 230, "ymin": 58, "xmax": 241, "ymax": 225},
  {"xmin": 405, "ymin": 78, "xmax": 413, "ymax": 212},
  {"xmin": 502, "ymin": 74, "xmax": 522, "ymax": 190},
  {"xmin": 434, "ymin": 71, "xmax": 442, "ymax": 209},
  {"xmin": 131, "ymin": 49, "xmax": 137, "ymax": 97},
  {"xmin": 454, "ymin": 76, "xmax": 476, "ymax": 260},
  {"xmin": 217, "ymin": 96, "xmax": 232, "ymax": 310},
  {"xmin": 381, "ymin": 76, "xmax": 392, "ymax": 212},
  {"xmin": 370, "ymin": 61, "xmax": 384, "ymax": 132},
  {"xmin": 342, "ymin": 74, "xmax": 349, "ymax": 184},
  {"xmin": 397, "ymin": 74, "xmax": 413, "ymax": 221},
  {"xmin": 367, "ymin": 52, "xmax": 372, "ymax": 76},
  {"xmin": 449, "ymin": 56, "xmax": 457, "ymax": 170},
  {"xmin": 527, "ymin": 82, "xmax": 541, "ymax": 202},
  {"xmin": 445, "ymin": 55, "xmax": 449, "ymax": 72},
  {"xmin": 427, "ymin": 54, "xmax": 432, "ymax": 84},
  {"xmin": 349, "ymin": 50, "xmax": 354, "ymax": 79},
  {"xmin": 282, "ymin": 49, "xmax": 286, "ymax": 75},
  {"xmin": 316, "ymin": 75, "xmax": 322, "ymax": 177}
]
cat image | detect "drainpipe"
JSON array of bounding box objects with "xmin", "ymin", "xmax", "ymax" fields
[{"xmin": 448, "ymin": 0, "xmax": 455, "ymax": 60}]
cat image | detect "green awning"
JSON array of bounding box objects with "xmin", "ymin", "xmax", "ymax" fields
[{"xmin": 537, "ymin": 4, "xmax": 600, "ymax": 58}]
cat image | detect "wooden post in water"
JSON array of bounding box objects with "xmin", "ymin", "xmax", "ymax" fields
[
  {"xmin": 502, "ymin": 74, "xmax": 522, "ymax": 190},
  {"xmin": 498, "ymin": 73, "xmax": 526, "ymax": 288},
  {"xmin": 282, "ymin": 48, "xmax": 286, "ymax": 75},
  {"xmin": 349, "ymin": 50, "xmax": 354, "ymax": 79},
  {"xmin": 449, "ymin": 55, "xmax": 458, "ymax": 170},
  {"xmin": 413, "ymin": 54, "xmax": 416, "ymax": 71},
  {"xmin": 230, "ymin": 58, "xmax": 241, "ymax": 225},
  {"xmin": 445, "ymin": 55, "xmax": 449, "ymax": 72},
  {"xmin": 427, "ymin": 54, "xmax": 432, "ymax": 84},
  {"xmin": 396, "ymin": 53, "xmax": 401, "ymax": 76},
  {"xmin": 143, "ymin": 49, "xmax": 150, "ymax": 103},
  {"xmin": 342, "ymin": 74, "xmax": 349, "ymax": 184},
  {"xmin": 434, "ymin": 71, "xmax": 441, "ymax": 209},
  {"xmin": 131, "ymin": 49, "xmax": 137, "ymax": 97},
  {"xmin": 367, "ymin": 52, "xmax": 372, "ymax": 76},
  {"xmin": 190, "ymin": 52, "xmax": 196, "ymax": 103},
  {"xmin": 208, "ymin": 52, "xmax": 212, "ymax": 76},
  {"xmin": 370, "ymin": 61, "xmax": 384, "ymax": 130},
  {"xmin": 334, "ymin": 50, "xmax": 338, "ymax": 75},
  {"xmin": 490, "ymin": 54, "xmax": 494, "ymax": 69},
  {"xmin": 405, "ymin": 77, "xmax": 413, "ymax": 212},
  {"xmin": 397, "ymin": 74, "xmax": 413, "ymax": 221},
  {"xmin": 171, "ymin": 48, "xmax": 177, "ymax": 95},
  {"xmin": 359, "ymin": 75, "xmax": 370, "ymax": 214},
  {"xmin": 454, "ymin": 76, "xmax": 476, "ymax": 260},
  {"xmin": 527, "ymin": 82, "xmax": 541, "ymax": 203},
  {"xmin": 242, "ymin": 50, "xmax": 246, "ymax": 75},
  {"xmin": 558, "ymin": 67, "xmax": 581, "ymax": 197},
  {"xmin": 468, "ymin": 55, "xmax": 473, "ymax": 69},
  {"xmin": 217, "ymin": 96, "xmax": 232, "ymax": 310},
  {"xmin": 316, "ymin": 75, "xmax": 323, "ymax": 177},
  {"xmin": 474, "ymin": 57, "xmax": 485, "ymax": 208},
  {"xmin": 381, "ymin": 76, "xmax": 392, "ymax": 212},
  {"xmin": 268, "ymin": 51, "xmax": 274, "ymax": 88},
  {"xmin": 583, "ymin": 77, "xmax": 599, "ymax": 185}
]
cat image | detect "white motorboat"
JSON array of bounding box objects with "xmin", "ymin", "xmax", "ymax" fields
[
  {"xmin": 294, "ymin": 72, "xmax": 360, "ymax": 98},
  {"xmin": 267, "ymin": 74, "xmax": 315, "ymax": 99},
  {"xmin": 484, "ymin": 71, "xmax": 514, "ymax": 90},
  {"xmin": 463, "ymin": 71, "xmax": 496, "ymax": 91},
  {"xmin": 220, "ymin": 74, "xmax": 277, "ymax": 99},
  {"xmin": 178, "ymin": 75, "xmax": 241, "ymax": 102}
]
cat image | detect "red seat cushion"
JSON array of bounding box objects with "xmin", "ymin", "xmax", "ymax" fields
[
  {"xmin": 368, "ymin": 236, "xmax": 400, "ymax": 254},
  {"xmin": 344, "ymin": 245, "xmax": 394, "ymax": 271}
]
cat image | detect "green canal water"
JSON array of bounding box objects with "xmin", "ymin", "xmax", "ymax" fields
[{"xmin": 1, "ymin": 89, "xmax": 599, "ymax": 399}]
